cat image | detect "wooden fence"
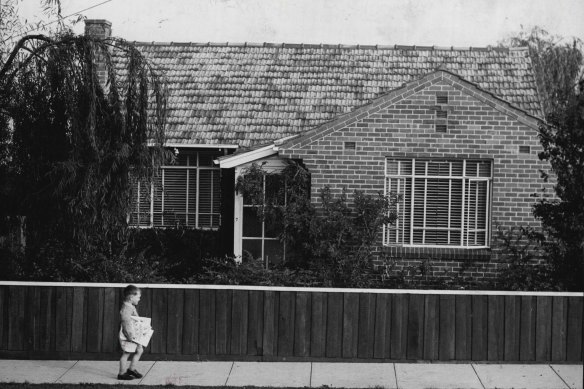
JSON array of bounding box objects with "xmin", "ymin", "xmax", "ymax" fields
[{"xmin": 0, "ymin": 282, "xmax": 582, "ymax": 362}]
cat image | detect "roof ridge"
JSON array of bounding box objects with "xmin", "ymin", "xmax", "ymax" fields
[{"xmin": 129, "ymin": 41, "xmax": 527, "ymax": 52}]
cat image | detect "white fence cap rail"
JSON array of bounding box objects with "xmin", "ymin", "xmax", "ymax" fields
[{"xmin": 0, "ymin": 281, "xmax": 581, "ymax": 297}]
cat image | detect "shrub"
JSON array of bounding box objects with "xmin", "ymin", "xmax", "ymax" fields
[
  {"xmin": 189, "ymin": 256, "xmax": 323, "ymax": 287},
  {"xmin": 305, "ymin": 188, "xmax": 397, "ymax": 287},
  {"xmin": 0, "ymin": 227, "xmax": 224, "ymax": 283},
  {"xmin": 493, "ymin": 226, "xmax": 559, "ymax": 291},
  {"xmin": 236, "ymin": 162, "xmax": 399, "ymax": 288}
]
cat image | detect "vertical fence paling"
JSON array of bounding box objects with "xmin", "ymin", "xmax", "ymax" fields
[
  {"xmin": 0, "ymin": 283, "xmax": 581, "ymax": 362},
  {"xmin": 358, "ymin": 293, "xmax": 376, "ymax": 359},
  {"xmin": 439, "ymin": 294, "xmax": 455, "ymax": 360},
  {"xmin": 566, "ymin": 296, "xmax": 583, "ymax": 361},
  {"xmin": 310, "ymin": 292, "xmax": 326, "ymax": 358}
]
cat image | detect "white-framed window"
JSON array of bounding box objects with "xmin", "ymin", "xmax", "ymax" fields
[
  {"xmin": 130, "ymin": 151, "xmax": 221, "ymax": 229},
  {"xmin": 241, "ymin": 173, "xmax": 285, "ymax": 265},
  {"xmin": 384, "ymin": 158, "xmax": 492, "ymax": 248}
]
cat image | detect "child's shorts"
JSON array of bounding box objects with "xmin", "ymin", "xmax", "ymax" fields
[{"xmin": 119, "ymin": 327, "xmax": 138, "ymax": 353}]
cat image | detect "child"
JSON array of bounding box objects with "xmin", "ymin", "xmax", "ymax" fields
[{"xmin": 118, "ymin": 285, "xmax": 144, "ymax": 380}]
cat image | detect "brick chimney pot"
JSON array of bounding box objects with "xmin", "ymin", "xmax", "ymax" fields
[{"xmin": 84, "ymin": 19, "xmax": 112, "ymax": 39}]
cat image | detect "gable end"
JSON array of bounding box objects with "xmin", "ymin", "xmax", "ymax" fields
[{"xmin": 278, "ymin": 70, "xmax": 541, "ymax": 151}]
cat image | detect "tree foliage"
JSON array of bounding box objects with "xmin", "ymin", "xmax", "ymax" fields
[
  {"xmin": 0, "ymin": 0, "xmax": 68, "ymax": 61},
  {"xmin": 500, "ymin": 26, "xmax": 583, "ymax": 116},
  {"xmin": 533, "ymin": 81, "xmax": 584, "ymax": 290},
  {"xmin": 0, "ymin": 25, "xmax": 167, "ymax": 268},
  {"xmin": 501, "ymin": 26, "xmax": 584, "ymax": 291}
]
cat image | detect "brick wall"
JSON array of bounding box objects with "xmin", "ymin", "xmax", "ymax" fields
[
  {"xmin": 377, "ymin": 256, "xmax": 503, "ymax": 287},
  {"xmin": 279, "ymin": 72, "xmax": 553, "ymax": 284}
]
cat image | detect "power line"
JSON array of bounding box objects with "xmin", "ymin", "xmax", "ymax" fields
[{"xmin": 2, "ymin": 0, "xmax": 114, "ymax": 43}]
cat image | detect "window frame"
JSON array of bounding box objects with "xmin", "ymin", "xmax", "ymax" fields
[
  {"xmin": 131, "ymin": 152, "xmax": 221, "ymax": 230},
  {"xmin": 241, "ymin": 173, "xmax": 286, "ymax": 263},
  {"xmin": 383, "ymin": 158, "xmax": 492, "ymax": 249}
]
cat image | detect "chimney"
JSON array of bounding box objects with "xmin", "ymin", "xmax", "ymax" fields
[
  {"xmin": 84, "ymin": 19, "xmax": 112, "ymax": 88},
  {"xmin": 84, "ymin": 19, "xmax": 112, "ymax": 39}
]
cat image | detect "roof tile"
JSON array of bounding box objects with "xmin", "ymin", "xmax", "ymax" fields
[{"xmin": 113, "ymin": 44, "xmax": 540, "ymax": 147}]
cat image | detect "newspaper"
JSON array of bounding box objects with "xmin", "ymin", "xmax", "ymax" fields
[{"xmin": 121, "ymin": 316, "xmax": 154, "ymax": 348}]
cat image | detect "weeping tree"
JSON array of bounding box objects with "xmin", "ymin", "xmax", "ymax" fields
[
  {"xmin": 500, "ymin": 26, "xmax": 583, "ymax": 116},
  {"xmin": 0, "ymin": 32, "xmax": 168, "ymax": 279},
  {"xmin": 500, "ymin": 28, "xmax": 583, "ymax": 290}
]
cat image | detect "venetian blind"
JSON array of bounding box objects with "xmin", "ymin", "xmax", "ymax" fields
[
  {"xmin": 385, "ymin": 159, "xmax": 491, "ymax": 247},
  {"xmin": 130, "ymin": 151, "xmax": 221, "ymax": 229}
]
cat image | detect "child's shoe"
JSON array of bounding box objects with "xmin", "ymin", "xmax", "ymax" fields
[
  {"xmin": 127, "ymin": 369, "xmax": 143, "ymax": 378},
  {"xmin": 117, "ymin": 372, "xmax": 135, "ymax": 380}
]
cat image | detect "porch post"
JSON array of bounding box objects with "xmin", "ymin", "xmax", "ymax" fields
[{"xmin": 233, "ymin": 166, "xmax": 243, "ymax": 262}]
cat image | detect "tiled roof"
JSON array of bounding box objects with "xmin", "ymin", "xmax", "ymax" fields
[
  {"xmin": 113, "ymin": 43, "xmax": 541, "ymax": 147},
  {"xmin": 280, "ymin": 69, "xmax": 542, "ymax": 152}
]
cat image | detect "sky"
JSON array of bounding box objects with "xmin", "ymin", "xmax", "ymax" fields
[{"xmin": 17, "ymin": 0, "xmax": 584, "ymax": 47}]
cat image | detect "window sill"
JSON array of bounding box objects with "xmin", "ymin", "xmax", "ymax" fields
[
  {"xmin": 129, "ymin": 225, "xmax": 220, "ymax": 231},
  {"xmin": 382, "ymin": 245, "xmax": 492, "ymax": 261}
]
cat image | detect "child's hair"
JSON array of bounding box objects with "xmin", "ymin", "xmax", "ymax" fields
[{"xmin": 123, "ymin": 285, "xmax": 140, "ymax": 300}]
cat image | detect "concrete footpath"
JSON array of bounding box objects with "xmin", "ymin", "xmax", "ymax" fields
[{"xmin": 0, "ymin": 360, "xmax": 582, "ymax": 388}]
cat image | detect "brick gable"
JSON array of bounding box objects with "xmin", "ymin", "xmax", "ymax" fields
[{"xmin": 277, "ymin": 71, "xmax": 552, "ymax": 282}]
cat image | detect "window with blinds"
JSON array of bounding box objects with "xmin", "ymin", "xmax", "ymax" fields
[
  {"xmin": 130, "ymin": 151, "xmax": 221, "ymax": 229},
  {"xmin": 384, "ymin": 159, "xmax": 492, "ymax": 248}
]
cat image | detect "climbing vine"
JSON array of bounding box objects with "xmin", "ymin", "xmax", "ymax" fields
[
  {"xmin": 235, "ymin": 160, "xmax": 312, "ymax": 256},
  {"xmin": 235, "ymin": 161, "xmax": 400, "ymax": 286}
]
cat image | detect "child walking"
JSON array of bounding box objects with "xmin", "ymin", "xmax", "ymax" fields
[{"xmin": 118, "ymin": 285, "xmax": 144, "ymax": 380}]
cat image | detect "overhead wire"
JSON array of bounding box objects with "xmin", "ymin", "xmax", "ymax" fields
[{"xmin": 1, "ymin": 0, "xmax": 114, "ymax": 43}]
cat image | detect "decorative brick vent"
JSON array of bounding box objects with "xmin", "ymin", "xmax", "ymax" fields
[
  {"xmin": 344, "ymin": 141, "xmax": 356, "ymax": 150},
  {"xmin": 435, "ymin": 124, "xmax": 447, "ymax": 133},
  {"xmin": 436, "ymin": 110, "xmax": 448, "ymax": 119},
  {"xmin": 436, "ymin": 93, "xmax": 449, "ymax": 104},
  {"xmin": 435, "ymin": 94, "xmax": 448, "ymax": 132}
]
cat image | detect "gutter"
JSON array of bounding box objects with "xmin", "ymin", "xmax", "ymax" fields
[{"xmin": 214, "ymin": 135, "xmax": 300, "ymax": 168}]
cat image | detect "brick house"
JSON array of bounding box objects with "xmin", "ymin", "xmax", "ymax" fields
[{"xmin": 88, "ymin": 19, "xmax": 549, "ymax": 282}]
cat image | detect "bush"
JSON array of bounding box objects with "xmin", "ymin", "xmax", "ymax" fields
[
  {"xmin": 0, "ymin": 227, "xmax": 224, "ymax": 283},
  {"xmin": 187, "ymin": 256, "xmax": 321, "ymax": 287},
  {"xmin": 124, "ymin": 228, "xmax": 223, "ymax": 281},
  {"xmin": 304, "ymin": 188, "xmax": 397, "ymax": 287},
  {"xmin": 236, "ymin": 162, "xmax": 400, "ymax": 288},
  {"xmin": 531, "ymin": 80, "xmax": 584, "ymax": 291},
  {"xmin": 492, "ymin": 226, "xmax": 559, "ymax": 291}
]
